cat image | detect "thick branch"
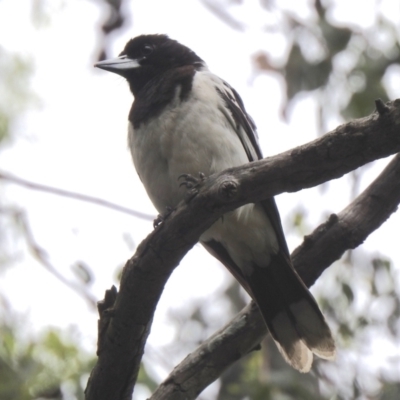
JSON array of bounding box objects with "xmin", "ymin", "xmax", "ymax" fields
[
  {"xmin": 85, "ymin": 100, "xmax": 400, "ymax": 400},
  {"xmin": 149, "ymin": 152, "xmax": 400, "ymax": 400}
]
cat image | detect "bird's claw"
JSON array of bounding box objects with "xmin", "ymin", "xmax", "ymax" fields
[
  {"xmin": 153, "ymin": 206, "xmax": 174, "ymax": 228},
  {"xmin": 178, "ymin": 172, "xmax": 206, "ymax": 200},
  {"xmin": 178, "ymin": 172, "xmax": 206, "ymax": 189}
]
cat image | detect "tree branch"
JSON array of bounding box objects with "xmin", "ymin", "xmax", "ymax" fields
[
  {"xmin": 149, "ymin": 152, "xmax": 400, "ymax": 400},
  {"xmin": 0, "ymin": 171, "xmax": 153, "ymax": 220},
  {"xmin": 85, "ymin": 99, "xmax": 400, "ymax": 400}
]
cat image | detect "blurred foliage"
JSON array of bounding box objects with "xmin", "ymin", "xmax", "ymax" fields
[
  {"xmin": 0, "ymin": 47, "xmax": 37, "ymax": 145},
  {"xmin": 0, "ymin": 303, "xmax": 157, "ymax": 400},
  {"xmin": 0, "ymin": 7, "xmax": 38, "ymax": 274},
  {"xmin": 314, "ymin": 254, "xmax": 400, "ymax": 399},
  {"xmin": 0, "ymin": 308, "xmax": 95, "ymax": 400},
  {"xmin": 253, "ymin": 0, "xmax": 400, "ymax": 130}
]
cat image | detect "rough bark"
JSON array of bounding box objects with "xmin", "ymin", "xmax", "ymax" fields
[{"xmin": 85, "ymin": 99, "xmax": 400, "ymax": 400}]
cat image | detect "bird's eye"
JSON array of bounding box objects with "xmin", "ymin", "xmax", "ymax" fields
[{"xmin": 141, "ymin": 44, "xmax": 154, "ymax": 56}]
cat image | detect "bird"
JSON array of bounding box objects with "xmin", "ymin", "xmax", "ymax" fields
[{"xmin": 95, "ymin": 34, "xmax": 335, "ymax": 372}]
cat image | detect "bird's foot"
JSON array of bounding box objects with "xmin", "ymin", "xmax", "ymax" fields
[
  {"xmin": 153, "ymin": 206, "xmax": 174, "ymax": 228},
  {"xmin": 178, "ymin": 172, "xmax": 206, "ymax": 200},
  {"xmin": 178, "ymin": 172, "xmax": 206, "ymax": 189}
]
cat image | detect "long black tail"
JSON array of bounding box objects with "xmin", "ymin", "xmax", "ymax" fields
[
  {"xmin": 246, "ymin": 251, "xmax": 335, "ymax": 372},
  {"xmin": 202, "ymin": 240, "xmax": 335, "ymax": 372}
]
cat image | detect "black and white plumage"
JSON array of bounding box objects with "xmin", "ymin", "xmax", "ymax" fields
[{"xmin": 95, "ymin": 34, "xmax": 335, "ymax": 372}]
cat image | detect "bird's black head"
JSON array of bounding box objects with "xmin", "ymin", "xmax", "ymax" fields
[{"xmin": 95, "ymin": 34, "xmax": 204, "ymax": 95}]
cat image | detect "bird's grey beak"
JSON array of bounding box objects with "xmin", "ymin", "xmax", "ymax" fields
[{"xmin": 94, "ymin": 55, "xmax": 140, "ymax": 74}]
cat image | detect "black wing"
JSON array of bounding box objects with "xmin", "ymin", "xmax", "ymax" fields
[{"xmin": 216, "ymin": 80, "xmax": 290, "ymax": 256}]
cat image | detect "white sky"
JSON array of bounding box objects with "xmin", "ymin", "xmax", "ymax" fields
[{"xmin": 0, "ymin": 0, "xmax": 399, "ymax": 398}]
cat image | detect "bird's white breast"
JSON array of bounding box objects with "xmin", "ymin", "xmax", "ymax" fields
[
  {"xmin": 128, "ymin": 69, "xmax": 278, "ymax": 270},
  {"xmin": 128, "ymin": 70, "xmax": 248, "ymax": 211}
]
